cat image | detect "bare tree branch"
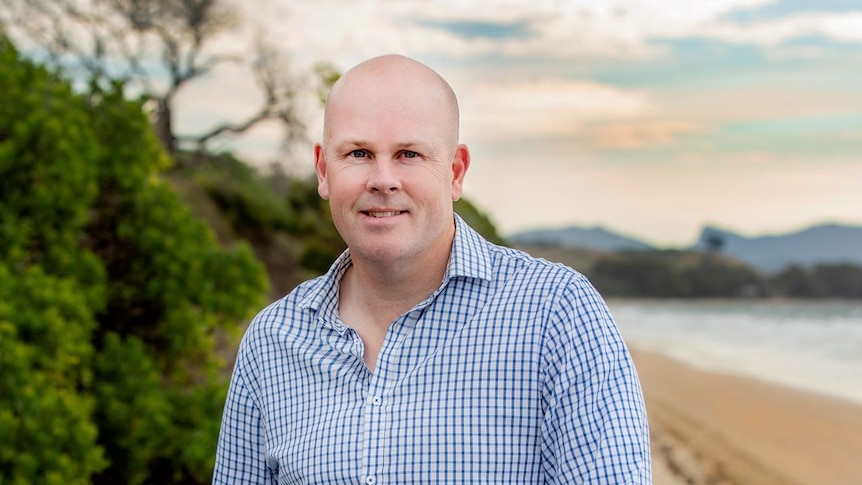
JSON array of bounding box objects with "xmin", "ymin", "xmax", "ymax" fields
[
  {"xmin": 176, "ymin": 36, "xmax": 306, "ymax": 154},
  {"xmin": 2, "ymin": 0, "xmax": 307, "ymax": 159}
]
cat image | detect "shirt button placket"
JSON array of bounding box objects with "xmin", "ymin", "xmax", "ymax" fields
[{"xmin": 363, "ymin": 389, "xmax": 385, "ymax": 485}]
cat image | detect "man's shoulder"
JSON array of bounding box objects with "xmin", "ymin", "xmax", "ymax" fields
[
  {"xmin": 480, "ymin": 242, "xmax": 613, "ymax": 320},
  {"xmin": 488, "ymin": 242, "xmax": 591, "ymax": 287},
  {"xmin": 243, "ymin": 275, "xmax": 328, "ymax": 338}
]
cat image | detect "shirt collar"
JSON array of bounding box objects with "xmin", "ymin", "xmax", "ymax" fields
[
  {"xmin": 446, "ymin": 213, "xmax": 493, "ymax": 282},
  {"xmin": 298, "ymin": 213, "xmax": 493, "ymax": 318}
]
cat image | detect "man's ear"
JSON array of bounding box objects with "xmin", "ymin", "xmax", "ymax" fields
[
  {"xmin": 450, "ymin": 144, "xmax": 470, "ymax": 201},
  {"xmin": 314, "ymin": 143, "xmax": 329, "ymax": 200}
]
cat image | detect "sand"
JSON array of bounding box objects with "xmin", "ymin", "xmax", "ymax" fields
[{"xmin": 632, "ymin": 350, "xmax": 862, "ymax": 485}]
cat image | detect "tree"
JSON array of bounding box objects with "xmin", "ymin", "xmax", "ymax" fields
[
  {"xmin": 587, "ymin": 250, "xmax": 764, "ymax": 298},
  {"xmin": 705, "ymin": 233, "xmax": 725, "ymax": 254},
  {"xmin": 0, "ymin": 36, "xmax": 268, "ymax": 484},
  {"xmin": 772, "ymin": 263, "xmax": 862, "ymax": 299},
  {"xmin": 1, "ymin": 0, "xmax": 305, "ymax": 155},
  {"xmin": 0, "ymin": 266, "xmax": 108, "ymax": 485},
  {"xmin": 1, "ymin": 37, "xmax": 107, "ymax": 483},
  {"xmin": 455, "ymin": 198, "xmax": 506, "ymax": 245}
]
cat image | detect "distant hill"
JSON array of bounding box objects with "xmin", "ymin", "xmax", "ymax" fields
[
  {"xmin": 692, "ymin": 224, "xmax": 862, "ymax": 273},
  {"xmin": 508, "ymin": 222, "xmax": 862, "ymax": 274},
  {"xmin": 508, "ymin": 226, "xmax": 654, "ymax": 252}
]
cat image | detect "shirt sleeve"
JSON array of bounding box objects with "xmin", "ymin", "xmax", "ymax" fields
[
  {"xmin": 541, "ymin": 278, "xmax": 652, "ymax": 484},
  {"xmin": 212, "ymin": 345, "xmax": 275, "ymax": 484}
]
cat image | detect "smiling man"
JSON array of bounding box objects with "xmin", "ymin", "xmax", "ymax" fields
[{"xmin": 213, "ymin": 54, "xmax": 651, "ymax": 484}]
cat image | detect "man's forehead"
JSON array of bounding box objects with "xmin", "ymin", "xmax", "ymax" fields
[
  {"xmin": 322, "ymin": 56, "xmax": 460, "ymax": 146},
  {"xmin": 326, "ymin": 59, "xmax": 457, "ymax": 117},
  {"xmin": 331, "ymin": 55, "xmax": 442, "ymax": 94},
  {"xmin": 330, "ymin": 137, "xmax": 432, "ymax": 148}
]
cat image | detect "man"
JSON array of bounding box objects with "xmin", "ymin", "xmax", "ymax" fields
[{"xmin": 213, "ymin": 54, "xmax": 651, "ymax": 484}]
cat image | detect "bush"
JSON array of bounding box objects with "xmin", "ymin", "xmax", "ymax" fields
[{"xmin": 0, "ymin": 36, "xmax": 268, "ymax": 484}]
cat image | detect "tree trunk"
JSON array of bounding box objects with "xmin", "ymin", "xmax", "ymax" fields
[{"xmin": 153, "ymin": 99, "xmax": 176, "ymax": 154}]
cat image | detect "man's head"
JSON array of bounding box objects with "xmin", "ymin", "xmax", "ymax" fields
[
  {"xmin": 314, "ymin": 54, "xmax": 470, "ymax": 267},
  {"xmin": 323, "ymin": 55, "xmax": 461, "ymax": 151}
]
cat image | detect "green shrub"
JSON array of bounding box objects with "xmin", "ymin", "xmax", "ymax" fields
[{"xmin": 0, "ymin": 35, "xmax": 268, "ymax": 484}]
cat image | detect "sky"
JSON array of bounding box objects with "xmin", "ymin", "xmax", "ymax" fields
[{"xmin": 175, "ymin": 0, "xmax": 862, "ymax": 247}]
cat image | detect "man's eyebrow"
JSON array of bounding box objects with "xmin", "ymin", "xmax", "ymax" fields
[
  {"xmin": 334, "ymin": 139, "xmax": 366, "ymax": 147},
  {"xmin": 329, "ymin": 139, "xmax": 369, "ymax": 152},
  {"xmin": 393, "ymin": 141, "xmax": 429, "ymax": 150},
  {"xmin": 332, "ymin": 140, "xmax": 430, "ymax": 150}
]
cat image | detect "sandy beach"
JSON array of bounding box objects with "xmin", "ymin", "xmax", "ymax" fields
[{"xmin": 632, "ymin": 350, "xmax": 862, "ymax": 485}]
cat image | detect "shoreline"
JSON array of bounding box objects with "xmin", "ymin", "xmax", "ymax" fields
[{"xmin": 631, "ymin": 349, "xmax": 862, "ymax": 485}]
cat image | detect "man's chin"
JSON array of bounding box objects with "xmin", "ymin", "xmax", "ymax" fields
[{"xmin": 350, "ymin": 240, "xmax": 411, "ymax": 265}]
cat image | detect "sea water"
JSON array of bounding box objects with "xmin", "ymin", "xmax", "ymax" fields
[{"xmin": 609, "ymin": 299, "xmax": 862, "ymax": 405}]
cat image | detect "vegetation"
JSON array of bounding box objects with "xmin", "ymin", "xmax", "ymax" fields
[
  {"xmin": 522, "ymin": 244, "xmax": 862, "ymax": 299},
  {"xmin": 1, "ymin": 37, "xmax": 267, "ymax": 484},
  {"xmin": 588, "ymin": 250, "xmax": 765, "ymax": 298},
  {"xmin": 168, "ymin": 154, "xmax": 346, "ymax": 298},
  {"xmin": 455, "ymin": 198, "xmax": 505, "ymax": 245},
  {"xmin": 771, "ymin": 263, "xmax": 862, "ymax": 299}
]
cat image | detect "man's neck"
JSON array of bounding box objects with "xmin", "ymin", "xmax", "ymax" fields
[
  {"xmin": 337, "ymin": 245, "xmax": 451, "ymax": 372},
  {"xmin": 343, "ymin": 249, "xmax": 449, "ymax": 323}
]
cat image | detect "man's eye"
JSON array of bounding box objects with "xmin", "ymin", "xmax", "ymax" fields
[
  {"xmin": 350, "ymin": 150, "xmax": 367, "ymax": 158},
  {"xmin": 402, "ymin": 151, "xmax": 418, "ymax": 159}
]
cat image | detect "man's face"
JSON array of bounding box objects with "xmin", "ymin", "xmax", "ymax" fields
[{"xmin": 314, "ymin": 67, "xmax": 468, "ymax": 266}]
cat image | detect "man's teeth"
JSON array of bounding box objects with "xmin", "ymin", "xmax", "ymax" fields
[{"xmin": 368, "ymin": 211, "xmax": 400, "ymax": 217}]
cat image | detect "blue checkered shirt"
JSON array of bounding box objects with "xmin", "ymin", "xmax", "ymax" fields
[{"xmin": 214, "ymin": 215, "xmax": 651, "ymax": 484}]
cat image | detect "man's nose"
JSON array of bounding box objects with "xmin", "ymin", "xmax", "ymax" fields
[{"xmin": 367, "ymin": 158, "xmax": 401, "ymax": 193}]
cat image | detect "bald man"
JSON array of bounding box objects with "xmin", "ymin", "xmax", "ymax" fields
[{"xmin": 213, "ymin": 55, "xmax": 651, "ymax": 484}]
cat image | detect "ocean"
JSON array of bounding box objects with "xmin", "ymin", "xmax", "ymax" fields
[{"xmin": 608, "ymin": 299, "xmax": 862, "ymax": 405}]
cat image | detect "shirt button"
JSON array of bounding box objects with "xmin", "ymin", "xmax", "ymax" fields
[
  {"xmin": 371, "ymin": 396, "xmax": 382, "ymax": 406},
  {"xmin": 365, "ymin": 476, "xmax": 376, "ymax": 484}
]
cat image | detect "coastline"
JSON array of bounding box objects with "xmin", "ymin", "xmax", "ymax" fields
[{"xmin": 631, "ymin": 349, "xmax": 862, "ymax": 485}]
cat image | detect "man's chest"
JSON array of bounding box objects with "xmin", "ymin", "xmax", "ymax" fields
[{"xmin": 259, "ymin": 318, "xmax": 546, "ymax": 484}]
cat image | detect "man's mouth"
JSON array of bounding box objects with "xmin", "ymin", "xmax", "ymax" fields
[{"xmin": 364, "ymin": 211, "xmax": 405, "ymax": 218}]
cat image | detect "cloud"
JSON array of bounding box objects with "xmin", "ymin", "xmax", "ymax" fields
[
  {"xmin": 582, "ymin": 120, "xmax": 703, "ymax": 149},
  {"xmin": 461, "ymin": 79, "xmax": 701, "ymax": 149},
  {"xmin": 417, "ymin": 19, "xmax": 532, "ymax": 40},
  {"xmin": 246, "ymin": 0, "xmax": 862, "ymax": 67},
  {"xmin": 690, "ymin": 12, "xmax": 862, "ymax": 46},
  {"xmin": 464, "ymin": 79, "xmax": 653, "ymax": 135}
]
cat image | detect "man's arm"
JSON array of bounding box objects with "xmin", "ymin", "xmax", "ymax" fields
[
  {"xmin": 541, "ymin": 280, "xmax": 651, "ymax": 484},
  {"xmin": 212, "ymin": 352, "xmax": 273, "ymax": 484}
]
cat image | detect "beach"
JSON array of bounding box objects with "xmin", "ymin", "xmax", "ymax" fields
[{"xmin": 632, "ymin": 350, "xmax": 862, "ymax": 485}]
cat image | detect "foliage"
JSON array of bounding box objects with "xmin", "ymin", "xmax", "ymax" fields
[
  {"xmin": 455, "ymin": 198, "xmax": 505, "ymax": 245},
  {"xmin": 282, "ymin": 174, "xmax": 347, "ymax": 278},
  {"xmin": 84, "ymin": 78, "xmax": 268, "ymax": 485},
  {"xmin": 587, "ymin": 251, "xmax": 765, "ymax": 298},
  {"xmin": 189, "ymin": 154, "xmax": 300, "ymax": 240},
  {"xmin": 168, "ymin": 155, "xmax": 344, "ymax": 297},
  {"xmin": 0, "ymin": 36, "xmax": 268, "ymax": 484},
  {"xmin": 0, "ymin": 267, "xmax": 107, "ymax": 485},
  {"xmin": 530, "ymin": 243, "xmax": 862, "ymax": 299},
  {"xmin": 1, "ymin": 35, "xmax": 108, "ymax": 484},
  {"xmin": 772, "ymin": 263, "xmax": 862, "ymax": 298}
]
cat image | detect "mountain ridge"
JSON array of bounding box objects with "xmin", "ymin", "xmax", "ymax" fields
[
  {"xmin": 508, "ymin": 225, "xmax": 655, "ymax": 252},
  {"xmin": 508, "ymin": 222, "xmax": 862, "ymax": 273}
]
